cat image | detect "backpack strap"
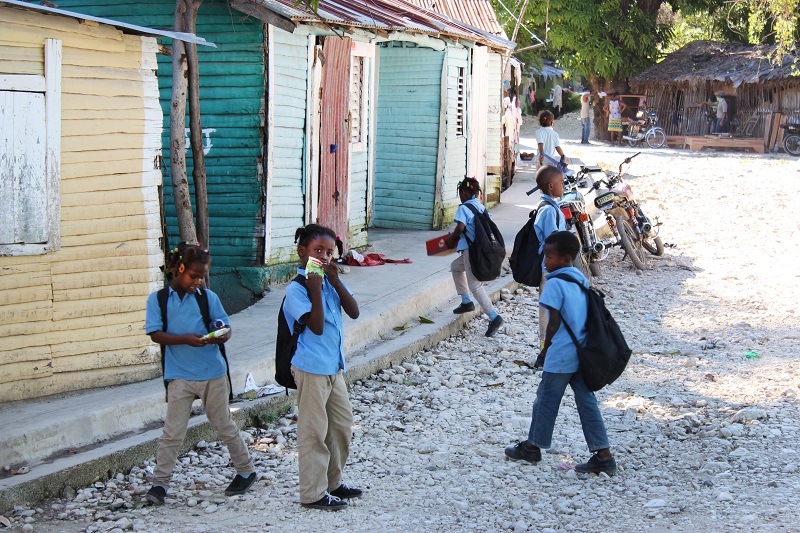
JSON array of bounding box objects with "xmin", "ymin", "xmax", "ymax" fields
[
  {"xmin": 157, "ymin": 287, "xmax": 170, "ymax": 401},
  {"xmin": 195, "ymin": 288, "xmax": 234, "ymax": 402},
  {"xmin": 462, "ymin": 202, "xmax": 486, "ymax": 247},
  {"xmin": 550, "ymin": 273, "xmax": 586, "ymax": 349},
  {"xmin": 280, "ymin": 275, "xmax": 308, "ymax": 395}
]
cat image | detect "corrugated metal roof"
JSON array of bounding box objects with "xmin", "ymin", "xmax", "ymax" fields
[
  {"xmin": 403, "ymin": 0, "xmax": 506, "ymax": 38},
  {"xmin": 4, "ymin": 0, "xmax": 215, "ymax": 46},
  {"xmin": 254, "ymin": 0, "xmax": 515, "ymax": 50}
]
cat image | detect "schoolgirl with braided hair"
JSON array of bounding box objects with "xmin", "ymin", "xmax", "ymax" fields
[
  {"xmin": 144, "ymin": 241, "xmax": 256, "ymax": 505},
  {"xmin": 445, "ymin": 177, "xmax": 505, "ymax": 337},
  {"xmin": 282, "ymin": 224, "xmax": 361, "ymax": 510}
]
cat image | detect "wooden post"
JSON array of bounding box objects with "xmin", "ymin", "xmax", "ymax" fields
[
  {"xmin": 169, "ymin": 0, "xmax": 197, "ymax": 242},
  {"xmin": 185, "ymin": 0, "xmax": 208, "ymax": 251}
]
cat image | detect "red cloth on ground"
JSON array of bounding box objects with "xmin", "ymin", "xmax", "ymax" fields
[{"xmin": 345, "ymin": 253, "xmax": 412, "ymax": 267}]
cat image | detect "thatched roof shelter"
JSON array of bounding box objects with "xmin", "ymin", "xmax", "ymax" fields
[
  {"xmin": 629, "ymin": 40, "xmax": 799, "ymax": 140},
  {"xmin": 631, "ymin": 40, "xmax": 799, "ymax": 88}
]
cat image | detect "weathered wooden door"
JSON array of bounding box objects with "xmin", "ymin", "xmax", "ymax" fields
[{"xmin": 318, "ymin": 36, "xmax": 352, "ymax": 249}]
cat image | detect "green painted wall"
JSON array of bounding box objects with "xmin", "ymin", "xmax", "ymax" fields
[
  {"xmin": 51, "ymin": 0, "xmax": 267, "ymax": 312},
  {"xmin": 373, "ymin": 42, "xmax": 443, "ymax": 230}
]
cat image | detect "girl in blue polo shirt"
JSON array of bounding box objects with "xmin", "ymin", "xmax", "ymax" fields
[
  {"xmin": 144, "ymin": 242, "xmax": 255, "ymax": 505},
  {"xmin": 283, "ymin": 224, "xmax": 361, "ymax": 511},
  {"xmin": 504, "ymin": 231, "xmax": 616, "ymax": 475},
  {"xmin": 445, "ymin": 177, "xmax": 504, "ymax": 338}
]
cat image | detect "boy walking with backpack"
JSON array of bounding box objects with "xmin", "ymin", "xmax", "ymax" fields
[
  {"xmin": 534, "ymin": 166, "xmax": 566, "ymax": 349},
  {"xmin": 504, "ymin": 231, "xmax": 616, "ymax": 475},
  {"xmin": 445, "ymin": 177, "xmax": 505, "ymax": 338}
]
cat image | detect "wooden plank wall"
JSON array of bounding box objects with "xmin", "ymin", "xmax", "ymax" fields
[
  {"xmin": 0, "ymin": 7, "xmax": 163, "ymax": 401},
  {"xmin": 486, "ymin": 52, "xmax": 502, "ymax": 174},
  {"xmin": 373, "ymin": 42, "xmax": 443, "ymax": 229},
  {"xmin": 267, "ymin": 27, "xmax": 308, "ymax": 265},
  {"xmin": 57, "ymin": 0, "xmax": 266, "ymax": 270},
  {"xmin": 440, "ymin": 46, "xmax": 470, "ymax": 226}
]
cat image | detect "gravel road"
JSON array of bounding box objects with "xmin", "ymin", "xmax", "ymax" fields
[{"xmin": 7, "ymin": 114, "xmax": 800, "ymax": 533}]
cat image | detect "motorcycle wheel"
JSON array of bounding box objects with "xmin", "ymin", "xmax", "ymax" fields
[
  {"xmin": 589, "ymin": 262, "xmax": 602, "ymax": 277},
  {"xmin": 645, "ymin": 128, "xmax": 667, "ymax": 149},
  {"xmin": 642, "ymin": 235, "xmax": 665, "ymax": 257},
  {"xmin": 573, "ymin": 252, "xmax": 593, "ymax": 284},
  {"xmin": 615, "ymin": 215, "xmax": 647, "ymax": 270},
  {"xmin": 784, "ymin": 134, "xmax": 800, "ymax": 156},
  {"xmin": 627, "ymin": 138, "xmax": 640, "ymax": 148}
]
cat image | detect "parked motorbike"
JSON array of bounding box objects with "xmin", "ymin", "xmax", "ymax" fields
[
  {"xmin": 527, "ymin": 155, "xmax": 607, "ymax": 281},
  {"xmin": 622, "ymin": 110, "xmax": 667, "ymax": 149},
  {"xmin": 781, "ymin": 123, "xmax": 800, "ymax": 156},
  {"xmin": 591, "ymin": 152, "xmax": 664, "ymax": 270}
]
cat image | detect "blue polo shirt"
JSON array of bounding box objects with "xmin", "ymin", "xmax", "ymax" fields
[
  {"xmin": 454, "ymin": 198, "xmax": 489, "ymax": 252},
  {"xmin": 539, "ymin": 266, "xmax": 589, "ymax": 373},
  {"xmin": 534, "ymin": 194, "xmax": 566, "ymax": 271},
  {"xmin": 283, "ymin": 268, "xmax": 352, "ymax": 375},
  {"xmin": 144, "ymin": 287, "xmax": 230, "ymax": 381}
]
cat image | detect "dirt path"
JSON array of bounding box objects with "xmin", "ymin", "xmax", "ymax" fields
[{"xmin": 9, "ymin": 115, "xmax": 800, "ymax": 532}]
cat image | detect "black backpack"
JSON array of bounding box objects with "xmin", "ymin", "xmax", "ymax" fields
[
  {"xmin": 552, "ymin": 274, "xmax": 632, "ymax": 392},
  {"xmin": 463, "ymin": 203, "xmax": 506, "ymax": 282},
  {"xmin": 157, "ymin": 287, "xmax": 233, "ymax": 402},
  {"xmin": 275, "ymin": 275, "xmax": 307, "ymax": 391},
  {"xmin": 509, "ymin": 200, "xmax": 562, "ymax": 287}
]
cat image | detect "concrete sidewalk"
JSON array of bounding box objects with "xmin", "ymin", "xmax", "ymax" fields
[{"xmin": 0, "ymin": 159, "xmax": 551, "ymax": 512}]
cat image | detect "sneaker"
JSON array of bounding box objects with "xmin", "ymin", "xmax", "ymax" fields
[
  {"xmin": 504, "ymin": 441, "xmax": 542, "ymax": 463},
  {"xmin": 453, "ymin": 302, "xmax": 475, "ymax": 314},
  {"xmin": 330, "ymin": 483, "xmax": 363, "ymax": 499},
  {"xmin": 145, "ymin": 485, "xmax": 166, "ymax": 506},
  {"xmin": 224, "ymin": 472, "xmax": 257, "ymax": 496},
  {"xmin": 301, "ymin": 493, "xmax": 348, "ymax": 511},
  {"xmin": 485, "ymin": 315, "xmax": 504, "ymax": 337},
  {"xmin": 575, "ymin": 454, "xmax": 617, "ymax": 475}
]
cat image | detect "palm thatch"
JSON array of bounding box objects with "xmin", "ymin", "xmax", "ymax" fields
[{"xmin": 631, "ymin": 40, "xmax": 800, "ymax": 88}]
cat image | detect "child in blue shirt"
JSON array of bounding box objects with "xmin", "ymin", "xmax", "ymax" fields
[
  {"xmin": 283, "ymin": 224, "xmax": 361, "ymax": 511},
  {"xmin": 445, "ymin": 177, "xmax": 505, "ymax": 337},
  {"xmin": 505, "ymin": 231, "xmax": 616, "ymax": 475},
  {"xmin": 534, "ymin": 165, "xmax": 567, "ymax": 348},
  {"xmin": 144, "ymin": 242, "xmax": 256, "ymax": 505}
]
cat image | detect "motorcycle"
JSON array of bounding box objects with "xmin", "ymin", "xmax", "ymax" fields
[
  {"xmin": 527, "ymin": 155, "xmax": 607, "ymax": 281},
  {"xmin": 622, "ymin": 110, "xmax": 667, "ymax": 149},
  {"xmin": 591, "ymin": 152, "xmax": 664, "ymax": 270},
  {"xmin": 781, "ymin": 123, "xmax": 800, "ymax": 156}
]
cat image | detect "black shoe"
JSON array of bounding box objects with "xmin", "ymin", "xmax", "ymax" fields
[
  {"xmin": 485, "ymin": 315, "xmax": 504, "ymax": 337},
  {"xmin": 453, "ymin": 302, "xmax": 475, "ymax": 314},
  {"xmin": 145, "ymin": 485, "xmax": 166, "ymax": 506},
  {"xmin": 330, "ymin": 483, "xmax": 362, "ymax": 499},
  {"xmin": 224, "ymin": 472, "xmax": 257, "ymax": 495},
  {"xmin": 505, "ymin": 441, "xmax": 542, "ymax": 463},
  {"xmin": 301, "ymin": 493, "xmax": 348, "ymax": 511},
  {"xmin": 575, "ymin": 454, "xmax": 617, "ymax": 475}
]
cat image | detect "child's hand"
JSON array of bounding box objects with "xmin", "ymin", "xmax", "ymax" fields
[
  {"xmin": 184, "ymin": 334, "xmax": 207, "ymax": 347},
  {"xmin": 322, "ymin": 261, "xmax": 340, "ymax": 285},
  {"xmin": 305, "ymin": 271, "xmax": 323, "ymax": 293},
  {"xmin": 534, "ymin": 350, "xmax": 546, "ymax": 369}
]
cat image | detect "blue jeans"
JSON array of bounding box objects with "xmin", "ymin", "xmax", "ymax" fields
[
  {"xmin": 527, "ymin": 371, "xmax": 610, "ymax": 452},
  {"xmin": 581, "ymin": 117, "xmax": 590, "ymax": 142}
]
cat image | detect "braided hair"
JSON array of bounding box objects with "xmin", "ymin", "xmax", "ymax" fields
[
  {"xmin": 294, "ymin": 224, "xmax": 343, "ymax": 258},
  {"xmin": 458, "ymin": 176, "xmax": 481, "ymax": 199},
  {"xmin": 165, "ymin": 241, "xmax": 210, "ymax": 280}
]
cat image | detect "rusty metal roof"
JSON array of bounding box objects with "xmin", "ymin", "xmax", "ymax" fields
[
  {"xmin": 403, "ymin": 0, "xmax": 505, "ymax": 38},
  {"xmin": 255, "ymin": 0, "xmax": 515, "ymax": 51}
]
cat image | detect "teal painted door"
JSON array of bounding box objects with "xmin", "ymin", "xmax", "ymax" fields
[
  {"xmin": 373, "ymin": 43, "xmax": 444, "ymax": 229},
  {"xmin": 54, "ymin": 0, "xmax": 265, "ymax": 269}
]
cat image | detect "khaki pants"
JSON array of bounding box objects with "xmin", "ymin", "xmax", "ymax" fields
[
  {"xmin": 451, "ymin": 251, "xmax": 496, "ymax": 315},
  {"xmin": 153, "ymin": 376, "xmax": 254, "ymax": 487},
  {"xmin": 538, "ymin": 276, "xmax": 549, "ymax": 348},
  {"xmin": 293, "ymin": 366, "xmax": 353, "ymax": 504}
]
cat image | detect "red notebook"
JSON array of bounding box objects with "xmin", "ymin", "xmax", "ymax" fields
[{"xmin": 426, "ymin": 233, "xmax": 455, "ymax": 256}]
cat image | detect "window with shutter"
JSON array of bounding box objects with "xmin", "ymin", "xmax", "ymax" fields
[
  {"xmin": 349, "ymin": 56, "xmax": 364, "ymax": 145},
  {"xmin": 456, "ymin": 66, "xmax": 466, "ymax": 137}
]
